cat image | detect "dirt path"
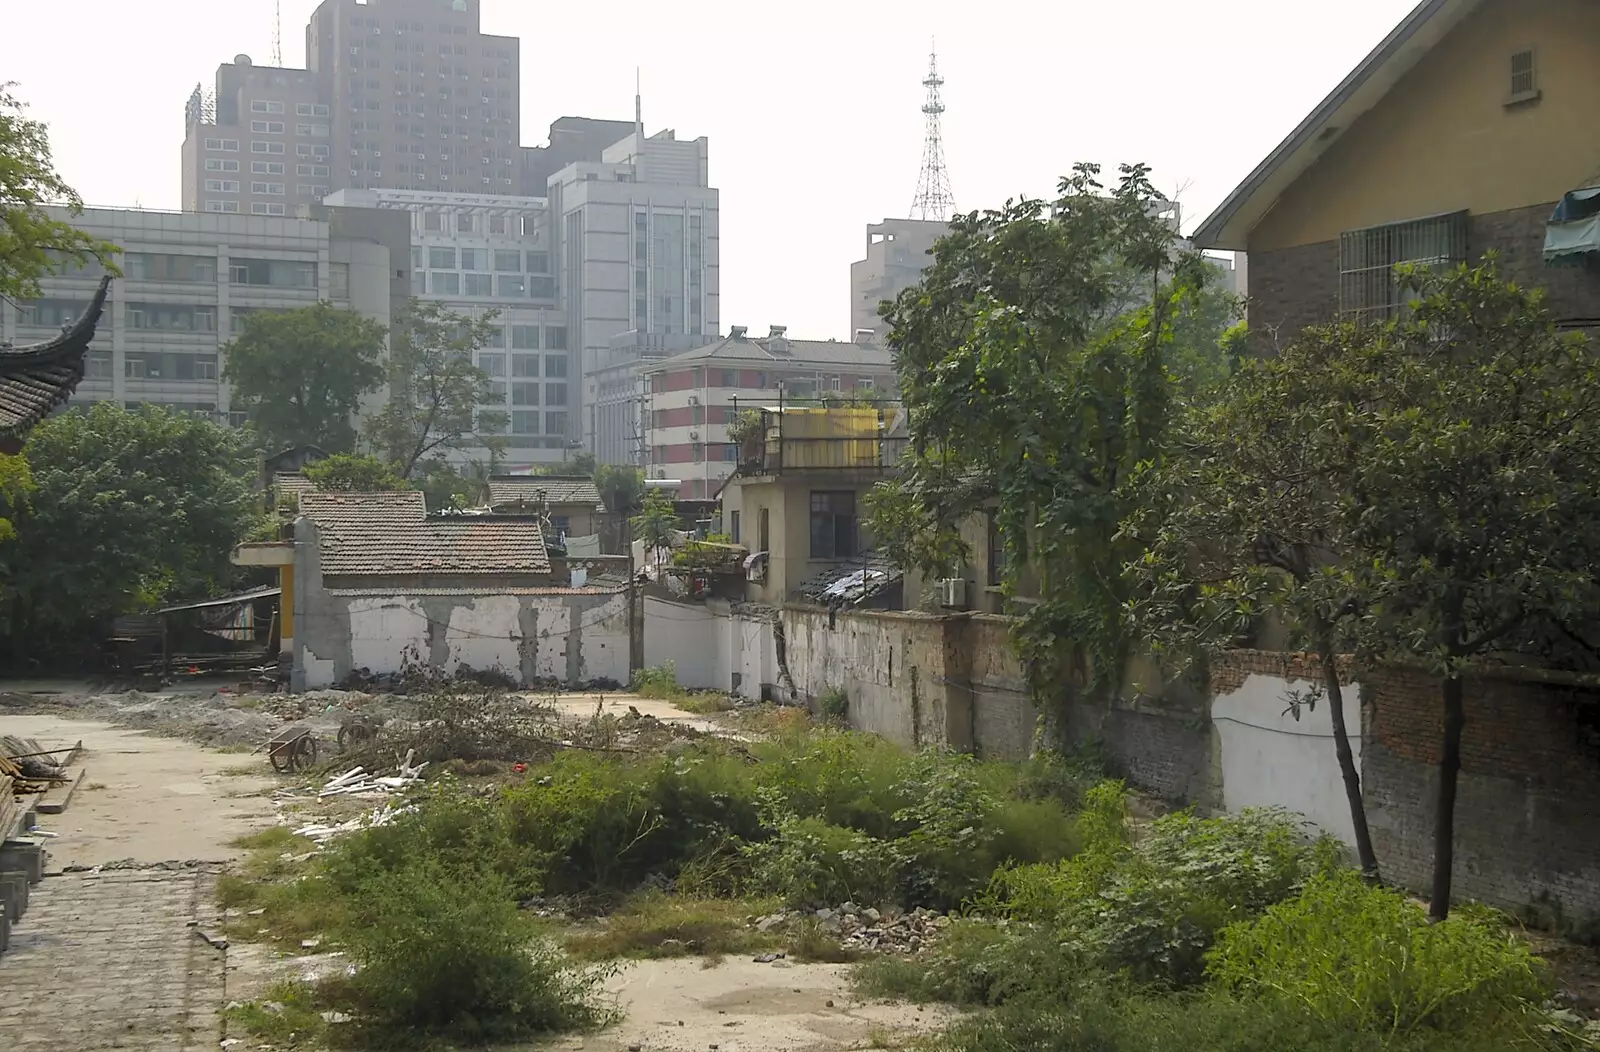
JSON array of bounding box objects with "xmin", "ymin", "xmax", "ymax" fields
[
  {"xmin": 4, "ymin": 715, "xmax": 277, "ymax": 868},
  {"xmin": 567, "ymin": 957, "xmax": 955, "ymax": 1052}
]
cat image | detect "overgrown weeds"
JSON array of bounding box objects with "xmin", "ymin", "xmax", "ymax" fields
[
  {"xmin": 1209, "ymin": 869, "xmax": 1555, "ymax": 1039},
  {"xmin": 564, "ymin": 891, "xmax": 779, "ymax": 960}
]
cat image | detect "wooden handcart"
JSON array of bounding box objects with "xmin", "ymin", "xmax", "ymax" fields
[{"xmin": 266, "ymin": 726, "xmax": 320, "ymax": 773}]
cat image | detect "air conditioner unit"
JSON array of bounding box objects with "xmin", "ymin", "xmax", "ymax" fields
[
  {"xmin": 687, "ymin": 395, "xmax": 701, "ymax": 405},
  {"xmin": 689, "ymin": 430, "xmax": 700, "ymax": 440},
  {"xmin": 938, "ymin": 578, "xmax": 968, "ymax": 610}
]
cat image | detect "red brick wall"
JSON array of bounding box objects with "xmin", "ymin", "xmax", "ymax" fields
[
  {"xmin": 1246, "ymin": 203, "xmax": 1600, "ymax": 349},
  {"xmin": 1198, "ymin": 651, "xmax": 1600, "ymax": 914},
  {"xmin": 1357, "ymin": 663, "xmax": 1600, "ymax": 915}
]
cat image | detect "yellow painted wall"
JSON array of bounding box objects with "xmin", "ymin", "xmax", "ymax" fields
[{"xmin": 1252, "ymin": 0, "xmax": 1600, "ymax": 252}]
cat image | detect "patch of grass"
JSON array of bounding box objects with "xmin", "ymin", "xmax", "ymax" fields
[
  {"xmin": 924, "ymin": 986, "xmax": 1579, "ymax": 1052},
  {"xmin": 673, "ymin": 693, "xmax": 737, "ymax": 715},
  {"xmin": 564, "ymin": 891, "xmax": 780, "ymax": 960},
  {"xmin": 230, "ymin": 826, "xmax": 303, "ymax": 852},
  {"xmin": 222, "ymin": 980, "xmax": 328, "ymax": 1048},
  {"xmin": 211, "ymin": 742, "xmax": 256, "ymax": 754},
  {"xmin": 220, "ymin": 763, "xmax": 261, "ymax": 777},
  {"xmin": 217, "ymin": 870, "xmax": 348, "ymax": 946}
]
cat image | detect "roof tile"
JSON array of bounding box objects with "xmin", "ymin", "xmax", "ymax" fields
[{"xmin": 300, "ymin": 491, "xmax": 552, "ymax": 576}]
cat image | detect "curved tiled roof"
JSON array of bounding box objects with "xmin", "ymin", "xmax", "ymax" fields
[
  {"xmin": 0, "ymin": 275, "xmax": 111, "ymax": 439},
  {"xmin": 299, "ymin": 491, "xmax": 552, "ymax": 576}
]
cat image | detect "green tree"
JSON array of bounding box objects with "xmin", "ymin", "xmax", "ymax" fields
[
  {"xmin": 222, "ymin": 301, "xmax": 387, "ymax": 453},
  {"xmin": 1125, "ymin": 323, "xmax": 1379, "ymax": 879},
  {"xmin": 0, "ymin": 83, "xmax": 120, "ymax": 303},
  {"xmin": 1330, "ymin": 264, "xmax": 1600, "ymax": 919},
  {"xmin": 631, "ymin": 487, "xmax": 678, "ymax": 578},
  {"xmin": 367, "ymin": 300, "xmax": 506, "ymax": 479},
  {"xmin": 871, "ymin": 163, "xmax": 1235, "ymax": 713},
  {"xmin": 0, "ymin": 405, "xmax": 259, "ymax": 656},
  {"xmin": 416, "ymin": 460, "xmax": 482, "ymax": 510},
  {"xmin": 595, "ymin": 463, "xmax": 645, "ymax": 519},
  {"xmin": 304, "ymin": 452, "xmax": 407, "ymax": 493}
]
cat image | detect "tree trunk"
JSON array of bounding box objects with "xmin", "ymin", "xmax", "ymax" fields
[
  {"xmin": 1319, "ymin": 649, "xmax": 1380, "ymax": 882},
  {"xmin": 1429, "ymin": 673, "xmax": 1465, "ymax": 921}
]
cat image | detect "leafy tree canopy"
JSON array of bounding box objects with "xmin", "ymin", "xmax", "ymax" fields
[
  {"xmin": 0, "ymin": 83, "xmax": 120, "ymax": 303},
  {"xmin": 869, "ymin": 162, "xmax": 1239, "ymax": 706},
  {"xmin": 595, "ymin": 462, "xmax": 645, "ymax": 519},
  {"xmin": 0, "ymin": 405, "xmax": 261, "ymax": 655},
  {"xmin": 367, "ymin": 300, "xmax": 505, "ymax": 480},
  {"xmin": 222, "ymin": 301, "xmax": 387, "ymax": 453},
  {"xmin": 304, "ymin": 453, "xmax": 407, "ymax": 493}
]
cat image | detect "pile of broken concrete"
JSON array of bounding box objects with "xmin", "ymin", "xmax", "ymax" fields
[{"xmin": 753, "ymin": 901, "xmax": 953, "ymax": 953}]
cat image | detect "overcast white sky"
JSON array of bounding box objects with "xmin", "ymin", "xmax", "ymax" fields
[{"xmin": 2, "ymin": 0, "xmax": 1420, "ymax": 338}]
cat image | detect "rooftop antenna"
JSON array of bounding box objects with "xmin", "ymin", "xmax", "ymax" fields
[
  {"xmin": 909, "ymin": 41, "xmax": 956, "ymax": 222},
  {"xmin": 634, "ymin": 68, "xmax": 644, "ymax": 141},
  {"xmin": 270, "ymin": 0, "xmax": 283, "ymax": 66}
]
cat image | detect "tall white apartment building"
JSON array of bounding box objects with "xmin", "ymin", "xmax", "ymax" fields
[
  {"xmin": 0, "ymin": 207, "xmax": 395, "ymax": 423},
  {"xmin": 324, "ymin": 187, "xmax": 571, "ymax": 468},
  {"xmin": 548, "ymin": 128, "xmax": 720, "ymax": 465}
]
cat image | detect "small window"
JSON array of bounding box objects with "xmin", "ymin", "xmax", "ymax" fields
[
  {"xmin": 1509, "ymin": 49, "xmax": 1538, "ymax": 102},
  {"xmin": 809, "ymin": 492, "xmax": 858, "ymax": 560}
]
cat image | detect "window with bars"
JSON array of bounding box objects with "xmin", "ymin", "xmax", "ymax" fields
[
  {"xmin": 1509, "ymin": 49, "xmax": 1538, "ymax": 102},
  {"xmin": 1338, "ymin": 211, "xmax": 1468, "ymax": 322}
]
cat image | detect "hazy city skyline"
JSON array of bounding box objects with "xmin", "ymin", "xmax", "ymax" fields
[{"xmin": 4, "ymin": 0, "xmax": 1424, "ymax": 338}]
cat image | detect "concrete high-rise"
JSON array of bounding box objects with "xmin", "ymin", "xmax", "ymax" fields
[
  {"xmin": 848, "ymin": 218, "xmax": 946, "ymax": 340},
  {"xmin": 550, "ymin": 128, "xmax": 720, "ymax": 465},
  {"xmin": 305, "ymin": 0, "xmax": 521, "ymax": 194},
  {"xmin": 184, "ymin": 0, "xmax": 547, "ymax": 216},
  {"xmin": 1, "ymin": 206, "xmax": 396, "ymax": 423}
]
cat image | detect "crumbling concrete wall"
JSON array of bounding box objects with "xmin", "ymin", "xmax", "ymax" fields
[
  {"xmin": 292, "ymin": 519, "xmax": 629, "ymax": 690},
  {"xmin": 778, "ymin": 605, "xmax": 1034, "ymax": 758}
]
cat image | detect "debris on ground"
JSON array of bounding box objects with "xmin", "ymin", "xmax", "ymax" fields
[
  {"xmin": 292, "ymin": 801, "xmax": 415, "ymax": 846},
  {"xmin": 316, "ymin": 750, "xmax": 427, "ymax": 798},
  {"xmin": 750, "ymin": 904, "xmax": 953, "ymax": 954}
]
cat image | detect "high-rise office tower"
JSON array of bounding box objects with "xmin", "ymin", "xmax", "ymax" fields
[{"xmin": 183, "ymin": 0, "xmax": 523, "ymax": 215}]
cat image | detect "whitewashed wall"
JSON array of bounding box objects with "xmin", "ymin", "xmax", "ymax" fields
[
  {"xmin": 643, "ymin": 597, "xmax": 778, "ymax": 698},
  {"xmin": 298, "ymin": 590, "xmax": 629, "ymax": 690},
  {"xmin": 1211, "ymin": 671, "xmax": 1364, "ymax": 847}
]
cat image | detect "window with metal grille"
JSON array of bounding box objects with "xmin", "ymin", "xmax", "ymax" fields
[
  {"xmin": 1510, "ymin": 49, "xmax": 1537, "ymax": 99},
  {"xmin": 1338, "ymin": 211, "xmax": 1468, "ymax": 322}
]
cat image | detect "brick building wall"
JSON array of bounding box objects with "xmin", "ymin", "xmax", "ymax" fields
[
  {"xmin": 1361, "ymin": 665, "xmax": 1600, "ymax": 916},
  {"xmin": 1247, "ymin": 203, "xmax": 1600, "ymax": 347}
]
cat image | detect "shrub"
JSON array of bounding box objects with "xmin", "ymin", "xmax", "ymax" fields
[
  {"xmin": 989, "ymin": 789, "xmax": 1324, "ymax": 987},
  {"xmin": 334, "ymin": 860, "xmax": 617, "ymax": 1044},
  {"xmin": 819, "ymin": 686, "xmax": 850, "ymax": 721},
  {"xmin": 855, "ymin": 920, "xmax": 1081, "ymax": 1007},
  {"xmin": 632, "ymin": 662, "xmax": 685, "ymax": 700},
  {"xmin": 744, "ymin": 811, "xmax": 899, "ymax": 907},
  {"xmin": 1207, "ymin": 869, "xmax": 1556, "ymax": 1040}
]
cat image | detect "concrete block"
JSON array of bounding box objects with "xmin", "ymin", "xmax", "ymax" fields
[
  {"xmin": 0, "ymin": 839, "xmax": 44, "ymax": 883},
  {"xmin": 0, "ymin": 871, "xmax": 27, "ymax": 921}
]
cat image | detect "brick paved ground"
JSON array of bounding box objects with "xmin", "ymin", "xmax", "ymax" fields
[{"xmin": 0, "ymin": 867, "xmax": 225, "ymax": 1052}]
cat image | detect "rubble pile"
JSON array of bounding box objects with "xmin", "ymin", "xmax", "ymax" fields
[{"xmin": 751, "ymin": 902, "xmax": 953, "ymax": 954}]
